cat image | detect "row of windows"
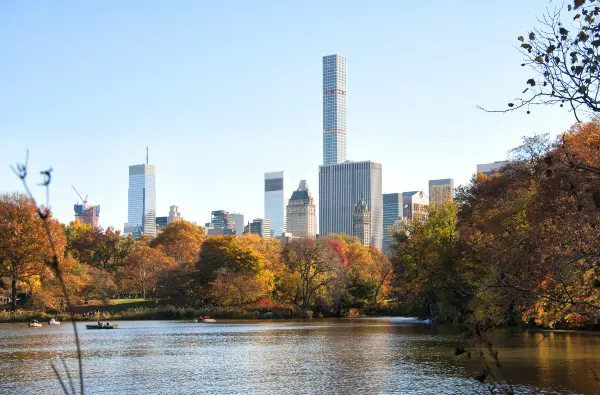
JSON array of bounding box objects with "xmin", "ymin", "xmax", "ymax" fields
[{"xmin": 318, "ymin": 163, "xmax": 382, "ymax": 244}]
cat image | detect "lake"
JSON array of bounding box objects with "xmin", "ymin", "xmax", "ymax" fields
[{"xmin": 0, "ymin": 318, "xmax": 598, "ymax": 394}]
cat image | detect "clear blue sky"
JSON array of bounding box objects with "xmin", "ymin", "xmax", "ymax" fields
[{"xmin": 0, "ymin": 1, "xmax": 577, "ymax": 231}]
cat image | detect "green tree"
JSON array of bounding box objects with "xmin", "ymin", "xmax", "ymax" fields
[{"xmin": 390, "ymin": 201, "xmax": 468, "ymax": 321}]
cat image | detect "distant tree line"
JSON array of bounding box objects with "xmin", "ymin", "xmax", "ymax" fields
[{"xmin": 0, "ymin": 206, "xmax": 393, "ymax": 317}]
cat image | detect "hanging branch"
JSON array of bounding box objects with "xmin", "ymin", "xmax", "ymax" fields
[{"xmin": 478, "ymin": 1, "xmax": 600, "ymax": 121}]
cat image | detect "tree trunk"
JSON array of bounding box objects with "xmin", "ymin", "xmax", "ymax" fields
[
  {"xmin": 142, "ymin": 282, "xmax": 146, "ymax": 299},
  {"xmin": 11, "ymin": 275, "xmax": 17, "ymax": 312},
  {"xmin": 373, "ymin": 279, "xmax": 385, "ymax": 306}
]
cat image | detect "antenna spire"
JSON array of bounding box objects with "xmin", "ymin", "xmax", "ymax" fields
[{"xmin": 146, "ymin": 147, "xmax": 149, "ymax": 165}]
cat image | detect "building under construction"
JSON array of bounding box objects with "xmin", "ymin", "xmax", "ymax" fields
[
  {"xmin": 74, "ymin": 204, "xmax": 100, "ymax": 229},
  {"xmin": 72, "ymin": 186, "xmax": 100, "ymax": 229}
]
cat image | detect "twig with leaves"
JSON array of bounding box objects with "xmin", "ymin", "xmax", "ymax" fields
[{"xmin": 478, "ymin": 1, "xmax": 600, "ymax": 120}]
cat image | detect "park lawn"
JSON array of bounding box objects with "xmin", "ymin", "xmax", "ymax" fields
[{"xmin": 72, "ymin": 299, "xmax": 158, "ymax": 314}]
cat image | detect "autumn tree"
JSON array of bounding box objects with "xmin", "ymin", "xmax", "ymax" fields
[
  {"xmin": 82, "ymin": 266, "xmax": 117, "ymax": 303},
  {"xmin": 367, "ymin": 248, "xmax": 393, "ymax": 306},
  {"xmin": 455, "ymin": 122, "xmax": 600, "ymax": 327},
  {"xmin": 481, "ymin": 0, "xmax": 600, "ymax": 120},
  {"xmin": 513, "ymin": 122, "xmax": 600, "ymax": 326},
  {"xmin": 195, "ymin": 235, "xmax": 274, "ymax": 306},
  {"xmin": 209, "ymin": 267, "xmax": 274, "ymax": 306},
  {"xmin": 282, "ymin": 238, "xmax": 344, "ymax": 311},
  {"xmin": 121, "ymin": 245, "xmax": 175, "ymax": 299},
  {"xmin": 333, "ymin": 236, "xmax": 393, "ymax": 308},
  {"xmin": 64, "ymin": 222, "xmax": 133, "ymax": 274},
  {"xmin": 151, "ymin": 220, "xmax": 205, "ymax": 265},
  {"xmin": 34, "ymin": 256, "xmax": 90, "ymax": 311},
  {"xmin": 456, "ymin": 165, "xmax": 539, "ymax": 324},
  {"xmin": 196, "ymin": 236, "xmax": 263, "ymax": 283},
  {"xmin": 0, "ymin": 193, "xmax": 65, "ymax": 311}
]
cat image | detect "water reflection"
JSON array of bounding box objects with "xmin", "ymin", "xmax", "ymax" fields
[{"xmin": 0, "ymin": 320, "xmax": 598, "ymax": 394}]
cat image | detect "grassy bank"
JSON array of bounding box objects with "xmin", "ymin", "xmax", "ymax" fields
[
  {"xmin": 0, "ymin": 297, "xmax": 415, "ymax": 323},
  {"xmin": 0, "ymin": 304, "xmax": 315, "ymax": 323}
]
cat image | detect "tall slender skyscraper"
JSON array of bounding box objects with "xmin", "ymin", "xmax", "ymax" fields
[
  {"xmin": 323, "ymin": 54, "xmax": 347, "ymax": 165},
  {"xmin": 264, "ymin": 171, "xmax": 288, "ymax": 237},
  {"xmin": 124, "ymin": 163, "xmax": 156, "ymax": 237}
]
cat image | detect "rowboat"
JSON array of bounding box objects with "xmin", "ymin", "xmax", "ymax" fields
[
  {"xmin": 29, "ymin": 320, "xmax": 42, "ymax": 328},
  {"xmin": 195, "ymin": 317, "xmax": 216, "ymax": 323},
  {"xmin": 86, "ymin": 323, "xmax": 118, "ymax": 329},
  {"xmin": 49, "ymin": 318, "xmax": 60, "ymax": 325}
]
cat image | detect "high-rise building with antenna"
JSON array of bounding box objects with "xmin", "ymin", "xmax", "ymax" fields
[{"xmin": 124, "ymin": 149, "xmax": 156, "ymax": 237}]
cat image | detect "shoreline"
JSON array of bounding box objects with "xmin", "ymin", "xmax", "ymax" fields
[{"xmin": 3, "ymin": 310, "xmax": 600, "ymax": 333}]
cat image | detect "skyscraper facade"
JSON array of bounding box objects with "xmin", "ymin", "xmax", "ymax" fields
[
  {"xmin": 156, "ymin": 216, "xmax": 168, "ymax": 233},
  {"xmin": 476, "ymin": 161, "xmax": 510, "ymax": 175},
  {"xmin": 402, "ymin": 191, "xmax": 429, "ymax": 222},
  {"xmin": 250, "ymin": 218, "xmax": 271, "ymax": 240},
  {"xmin": 207, "ymin": 210, "xmax": 236, "ymax": 235},
  {"xmin": 168, "ymin": 205, "xmax": 182, "ymax": 223},
  {"xmin": 264, "ymin": 171, "xmax": 288, "ymax": 237},
  {"xmin": 352, "ymin": 198, "xmax": 371, "ymax": 247},
  {"xmin": 286, "ymin": 180, "xmax": 317, "ymax": 238},
  {"xmin": 323, "ymin": 54, "xmax": 347, "ymax": 165},
  {"xmin": 319, "ymin": 161, "xmax": 383, "ymax": 250},
  {"xmin": 124, "ymin": 164, "xmax": 156, "ymax": 237},
  {"xmin": 382, "ymin": 193, "xmax": 402, "ymax": 255},
  {"xmin": 230, "ymin": 213, "xmax": 244, "ymax": 237},
  {"xmin": 428, "ymin": 179, "xmax": 454, "ymax": 209}
]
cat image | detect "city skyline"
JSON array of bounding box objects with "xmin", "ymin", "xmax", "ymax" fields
[{"xmin": 0, "ymin": 1, "xmax": 577, "ymax": 231}]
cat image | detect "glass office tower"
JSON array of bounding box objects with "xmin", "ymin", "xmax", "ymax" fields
[
  {"xmin": 264, "ymin": 171, "xmax": 288, "ymax": 237},
  {"xmin": 124, "ymin": 164, "xmax": 156, "ymax": 237},
  {"xmin": 382, "ymin": 193, "xmax": 402, "ymax": 255}
]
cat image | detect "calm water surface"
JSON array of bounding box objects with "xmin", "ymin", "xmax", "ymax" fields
[{"xmin": 0, "ymin": 318, "xmax": 599, "ymax": 394}]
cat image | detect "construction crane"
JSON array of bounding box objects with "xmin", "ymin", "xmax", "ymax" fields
[{"xmin": 71, "ymin": 185, "xmax": 88, "ymax": 205}]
